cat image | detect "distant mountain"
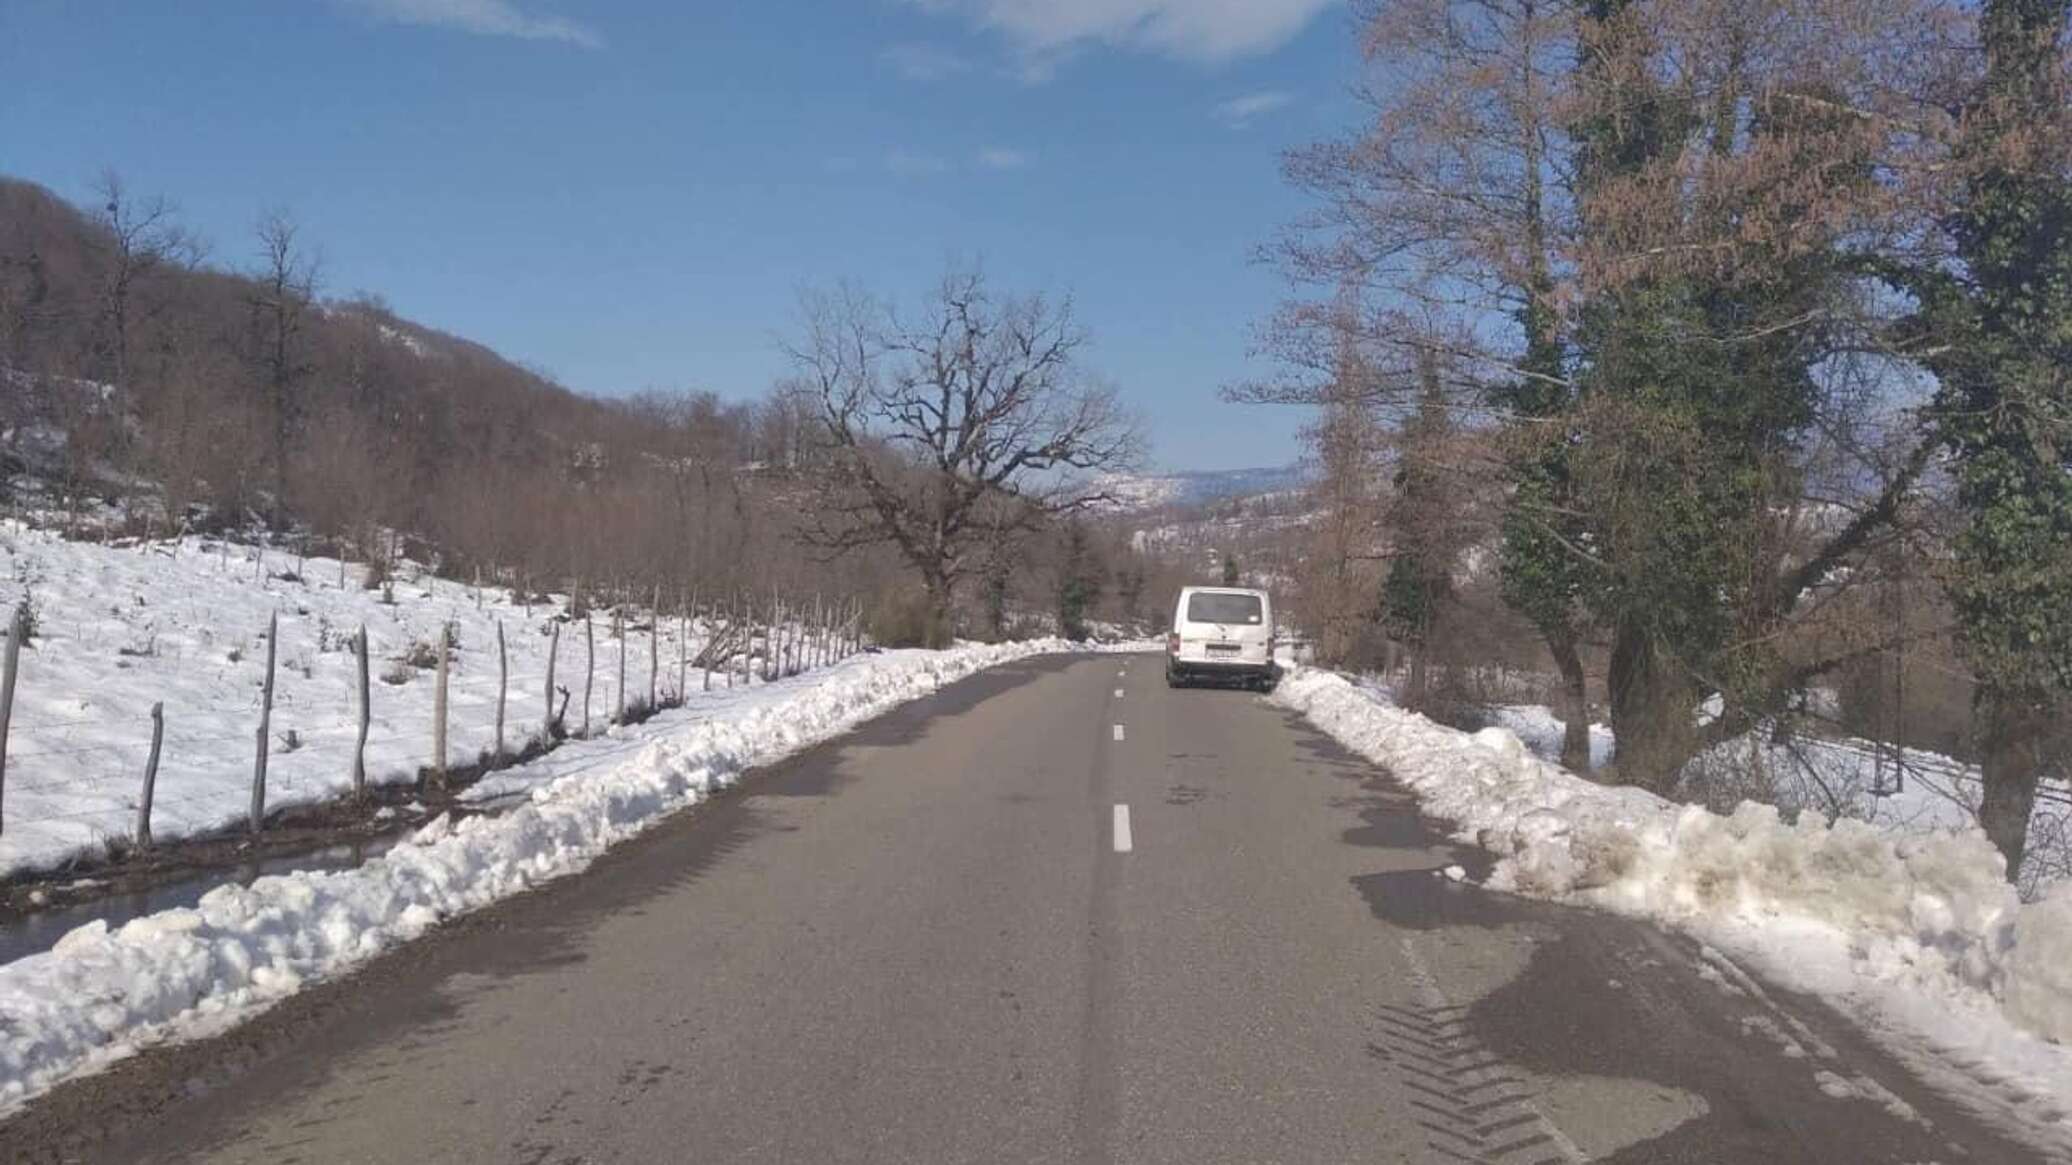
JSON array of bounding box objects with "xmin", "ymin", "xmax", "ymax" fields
[{"xmin": 1097, "ymin": 465, "xmax": 1310, "ymax": 513}]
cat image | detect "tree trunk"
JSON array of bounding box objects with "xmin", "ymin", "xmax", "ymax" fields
[
  {"xmin": 1607, "ymin": 618, "xmax": 1698, "ymax": 793},
  {"xmin": 1976, "ymin": 685, "xmax": 2047, "ymax": 883},
  {"xmin": 1548, "ymin": 629, "xmax": 1591, "ymax": 772},
  {"xmin": 923, "ymin": 575, "xmax": 954, "ymax": 648}
]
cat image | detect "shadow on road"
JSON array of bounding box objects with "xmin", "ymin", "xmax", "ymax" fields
[{"xmin": 1289, "ymin": 706, "xmax": 2041, "ymax": 1164}]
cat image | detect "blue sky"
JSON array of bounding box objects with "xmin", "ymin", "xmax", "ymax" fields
[{"xmin": 1, "ymin": 0, "xmax": 1364, "ymax": 470}]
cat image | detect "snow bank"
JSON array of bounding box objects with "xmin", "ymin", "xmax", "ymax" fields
[
  {"xmin": 0, "ymin": 638, "xmax": 1088, "ymax": 1112},
  {"xmin": 1487, "ymin": 703, "xmax": 1616, "ymax": 771},
  {"xmin": 1273, "ymin": 666, "xmax": 2072, "ymax": 1142}
]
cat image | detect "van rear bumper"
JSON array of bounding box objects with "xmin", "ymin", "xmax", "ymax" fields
[{"xmin": 1166, "ymin": 658, "xmax": 1276, "ymax": 683}]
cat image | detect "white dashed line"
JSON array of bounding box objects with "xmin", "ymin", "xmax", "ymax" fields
[
  {"xmin": 1113, "ymin": 804, "xmax": 1133, "ymax": 853},
  {"xmin": 1115, "ymin": 688, "xmax": 1125, "ymax": 699},
  {"xmin": 1112, "ymin": 724, "xmax": 1125, "ymax": 742}
]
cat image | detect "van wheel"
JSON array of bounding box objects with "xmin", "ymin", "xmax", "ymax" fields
[{"xmin": 1166, "ymin": 670, "xmax": 1183, "ymax": 689}]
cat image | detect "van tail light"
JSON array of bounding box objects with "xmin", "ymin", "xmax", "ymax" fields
[{"xmin": 1167, "ymin": 632, "xmax": 1180, "ymax": 654}]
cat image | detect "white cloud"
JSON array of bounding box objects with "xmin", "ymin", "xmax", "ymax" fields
[
  {"xmin": 906, "ymin": 0, "xmax": 1332, "ymax": 64},
  {"xmin": 886, "ymin": 148, "xmax": 954, "ymax": 177},
  {"xmin": 340, "ymin": 0, "xmax": 602, "ymax": 48},
  {"xmin": 880, "ymin": 42, "xmax": 975, "ymax": 81},
  {"xmin": 1213, "ymin": 90, "xmax": 1292, "ymax": 128},
  {"xmin": 976, "ymin": 147, "xmax": 1032, "ymax": 170}
]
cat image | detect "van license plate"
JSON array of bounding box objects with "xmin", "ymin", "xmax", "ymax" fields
[{"xmin": 1207, "ymin": 643, "xmax": 1240, "ymax": 655}]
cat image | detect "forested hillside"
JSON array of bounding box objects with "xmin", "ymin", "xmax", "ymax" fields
[{"xmin": 0, "ymin": 176, "xmax": 1183, "ymax": 635}]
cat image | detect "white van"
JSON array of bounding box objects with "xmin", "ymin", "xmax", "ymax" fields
[{"xmin": 1166, "ymin": 586, "xmax": 1276, "ymax": 690}]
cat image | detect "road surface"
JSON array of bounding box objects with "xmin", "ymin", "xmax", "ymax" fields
[{"xmin": 5, "ymin": 654, "xmax": 2042, "ymax": 1163}]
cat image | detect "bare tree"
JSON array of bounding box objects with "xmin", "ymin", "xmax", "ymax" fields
[
  {"xmin": 785, "ymin": 267, "xmax": 1142, "ymax": 634},
  {"xmin": 89, "ymin": 171, "xmax": 194, "ymax": 404},
  {"xmin": 245, "ymin": 211, "xmax": 319, "ymax": 529}
]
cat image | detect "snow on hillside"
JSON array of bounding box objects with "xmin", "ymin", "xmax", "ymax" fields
[
  {"xmin": 1274, "ymin": 667, "xmax": 2072, "ymax": 1156},
  {"xmin": 0, "ymin": 524, "xmax": 722, "ymax": 878},
  {"xmin": 1096, "ymin": 465, "xmax": 1310, "ymax": 514},
  {"xmin": 0, "ymin": 636, "xmax": 1113, "ymax": 1112}
]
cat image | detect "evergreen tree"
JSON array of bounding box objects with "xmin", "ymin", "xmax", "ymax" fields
[
  {"xmin": 1910, "ymin": 0, "xmax": 2072, "ymax": 876},
  {"xmin": 1057, "ymin": 520, "xmax": 1105, "ymax": 641},
  {"xmin": 1382, "ymin": 351, "xmax": 1461, "ymax": 708}
]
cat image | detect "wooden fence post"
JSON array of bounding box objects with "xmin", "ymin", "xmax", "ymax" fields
[
  {"xmin": 615, "ymin": 606, "xmax": 627, "ymax": 723},
  {"xmin": 649, "ymin": 585, "xmax": 660, "ymax": 712},
  {"xmin": 583, "ymin": 612, "xmax": 594, "ymax": 736},
  {"xmin": 0, "ymin": 603, "xmax": 22, "ymax": 836},
  {"xmin": 251, "ymin": 611, "xmax": 278, "ymax": 836},
  {"xmin": 763, "ymin": 601, "xmax": 775, "ymax": 683},
  {"xmin": 678, "ymin": 605, "xmax": 688, "ymax": 704},
  {"xmin": 433, "ymin": 622, "xmax": 450, "ymax": 789},
  {"xmin": 495, "ymin": 619, "xmax": 508, "ymax": 762},
  {"xmin": 353, "ymin": 625, "xmax": 370, "ymax": 799},
  {"xmin": 136, "ymin": 702, "xmax": 163, "ymax": 848},
  {"xmin": 546, "ymin": 620, "xmax": 561, "ymax": 732}
]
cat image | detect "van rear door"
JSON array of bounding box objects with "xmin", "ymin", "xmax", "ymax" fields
[{"xmin": 1175, "ymin": 590, "xmax": 1270, "ymax": 666}]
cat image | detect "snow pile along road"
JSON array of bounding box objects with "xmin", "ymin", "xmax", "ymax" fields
[
  {"xmin": 1272, "ymin": 666, "xmax": 2072, "ymax": 1145},
  {"xmin": 0, "ymin": 639, "xmax": 1087, "ymax": 1113}
]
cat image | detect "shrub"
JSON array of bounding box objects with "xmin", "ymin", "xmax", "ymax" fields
[
  {"xmin": 868, "ymin": 591, "xmax": 952, "ymax": 649},
  {"xmin": 399, "ymin": 637, "xmax": 443, "ymax": 669}
]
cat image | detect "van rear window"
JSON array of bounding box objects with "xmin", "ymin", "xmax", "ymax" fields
[{"xmin": 1186, "ymin": 593, "xmax": 1262, "ymax": 624}]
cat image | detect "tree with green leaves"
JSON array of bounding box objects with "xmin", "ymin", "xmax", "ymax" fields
[
  {"xmin": 1381, "ymin": 350, "xmax": 1473, "ymax": 709},
  {"xmin": 1906, "ymin": 0, "xmax": 2072, "ymax": 876},
  {"xmin": 1057, "ymin": 519, "xmax": 1105, "ymax": 641},
  {"xmin": 1532, "ymin": 0, "xmax": 1944, "ymax": 788}
]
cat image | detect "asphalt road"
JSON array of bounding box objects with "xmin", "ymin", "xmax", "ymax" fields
[{"xmin": 7, "ymin": 654, "xmax": 2045, "ymax": 1163}]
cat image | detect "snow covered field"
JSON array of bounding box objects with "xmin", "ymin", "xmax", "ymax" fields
[
  {"xmin": 0, "ymin": 524, "xmax": 750, "ymax": 878},
  {"xmin": 0, "ymin": 635, "xmax": 1106, "ymax": 1112},
  {"xmin": 1274, "ymin": 666, "xmax": 2072, "ymax": 1155}
]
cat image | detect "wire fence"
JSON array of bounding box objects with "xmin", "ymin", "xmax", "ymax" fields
[{"xmin": 0, "ymin": 580, "xmax": 868, "ymax": 872}]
